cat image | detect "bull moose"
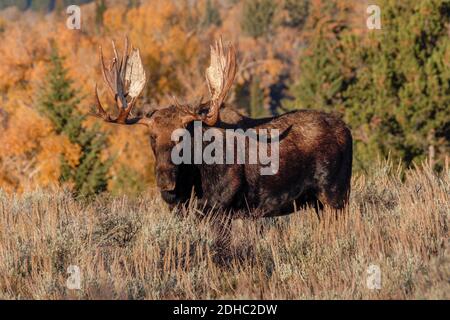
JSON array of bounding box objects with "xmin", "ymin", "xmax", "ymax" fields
[{"xmin": 92, "ymin": 38, "xmax": 352, "ymax": 245}]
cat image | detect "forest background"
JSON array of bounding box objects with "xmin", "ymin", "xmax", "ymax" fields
[{"xmin": 0, "ymin": 0, "xmax": 448, "ymax": 198}]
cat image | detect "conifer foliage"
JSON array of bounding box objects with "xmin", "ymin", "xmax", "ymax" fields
[
  {"xmin": 241, "ymin": 0, "xmax": 277, "ymax": 38},
  {"xmin": 288, "ymin": 0, "xmax": 450, "ymax": 170},
  {"xmin": 38, "ymin": 48, "xmax": 111, "ymax": 198}
]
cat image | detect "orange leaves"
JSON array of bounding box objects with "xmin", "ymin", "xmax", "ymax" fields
[
  {"xmin": 103, "ymin": 4, "xmax": 127, "ymax": 33},
  {"xmin": 36, "ymin": 134, "xmax": 81, "ymax": 186},
  {"xmin": 106, "ymin": 126, "xmax": 155, "ymax": 191},
  {"xmin": 0, "ymin": 0, "xmax": 328, "ymax": 194},
  {"xmin": 0, "ymin": 95, "xmax": 81, "ymax": 190},
  {"xmin": 0, "ymin": 23, "xmax": 48, "ymax": 91}
]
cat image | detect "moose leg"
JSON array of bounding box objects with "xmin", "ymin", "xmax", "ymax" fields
[{"xmin": 317, "ymin": 187, "xmax": 348, "ymax": 220}]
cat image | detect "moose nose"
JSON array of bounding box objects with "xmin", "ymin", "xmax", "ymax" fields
[
  {"xmin": 160, "ymin": 189, "xmax": 178, "ymax": 205},
  {"xmin": 159, "ymin": 182, "xmax": 176, "ymax": 192},
  {"xmin": 156, "ymin": 168, "xmax": 177, "ymax": 191}
]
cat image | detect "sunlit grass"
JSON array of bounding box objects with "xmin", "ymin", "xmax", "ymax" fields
[{"xmin": 0, "ymin": 160, "xmax": 448, "ymax": 299}]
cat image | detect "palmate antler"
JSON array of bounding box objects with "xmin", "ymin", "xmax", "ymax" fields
[
  {"xmin": 203, "ymin": 38, "xmax": 237, "ymax": 126},
  {"xmin": 93, "ymin": 38, "xmax": 147, "ymax": 125}
]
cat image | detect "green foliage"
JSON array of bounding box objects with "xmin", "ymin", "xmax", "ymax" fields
[
  {"xmin": 285, "ymin": 1, "xmax": 351, "ymax": 113},
  {"xmin": 39, "ymin": 47, "xmax": 111, "ymax": 198},
  {"xmin": 95, "ymin": 0, "xmax": 107, "ymax": 27},
  {"xmin": 249, "ymin": 76, "xmax": 267, "ymax": 118},
  {"xmin": 344, "ymin": 0, "xmax": 450, "ymax": 169},
  {"xmin": 283, "ymin": 0, "xmax": 309, "ymax": 29},
  {"xmin": 202, "ymin": 0, "xmax": 221, "ymax": 28},
  {"xmin": 39, "ymin": 48, "xmax": 83, "ymax": 140},
  {"xmin": 111, "ymin": 165, "xmax": 147, "ymax": 198},
  {"xmin": 241, "ymin": 0, "xmax": 277, "ymax": 38},
  {"xmin": 288, "ymin": 0, "xmax": 450, "ymax": 171}
]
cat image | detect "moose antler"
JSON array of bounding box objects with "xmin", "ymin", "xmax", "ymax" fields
[
  {"xmin": 92, "ymin": 38, "xmax": 147, "ymax": 125},
  {"xmin": 203, "ymin": 38, "xmax": 237, "ymax": 126}
]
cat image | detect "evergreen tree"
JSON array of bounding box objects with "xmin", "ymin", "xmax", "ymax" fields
[
  {"xmin": 39, "ymin": 47, "xmax": 111, "ymax": 198},
  {"xmin": 95, "ymin": 0, "xmax": 107, "ymax": 28},
  {"xmin": 288, "ymin": 0, "xmax": 450, "ymax": 170},
  {"xmin": 241, "ymin": 0, "xmax": 277, "ymax": 38},
  {"xmin": 344, "ymin": 0, "xmax": 450, "ymax": 169},
  {"xmin": 202, "ymin": 0, "xmax": 221, "ymax": 28}
]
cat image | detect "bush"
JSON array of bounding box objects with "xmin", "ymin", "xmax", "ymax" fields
[{"xmin": 241, "ymin": 0, "xmax": 277, "ymax": 38}]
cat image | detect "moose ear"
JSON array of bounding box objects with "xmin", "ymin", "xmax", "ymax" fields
[
  {"xmin": 180, "ymin": 113, "xmax": 200, "ymax": 127},
  {"xmin": 173, "ymin": 96, "xmax": 203, "ymax": 127}
]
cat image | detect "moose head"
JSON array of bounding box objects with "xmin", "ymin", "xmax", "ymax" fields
[{"xmin": 92, "ymin": 38, "xmax": 237, "ymax": 193}]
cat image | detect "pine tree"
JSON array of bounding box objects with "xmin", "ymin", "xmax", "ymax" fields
[
  {"xmin": 202, "ymin": 0, "xmax": 221, "ymax": 28},
  {"xmin": 39, "ymin": 47, "xmax": 111, "ymax": 198},
  {"xmin": 344, "ymin": 0, "xmax": 450, "ymax": 169},
  {"xmin": 39, "ymin": 48, "xmax": 83, "ymax": 140},
  {"xmin": 286, "ymin": 0, "xmax": 352, "ymax": 113},
  {"xmin": 249, "ymin": 76, "xmax": 267, "ymax": 118},
  {"xmin": 241, "ymin": 0, "xmax": 277, "ymax": 38},
  {"xmin": 287, "ymin": 0, "xmax": 450, "ymax": 170}
]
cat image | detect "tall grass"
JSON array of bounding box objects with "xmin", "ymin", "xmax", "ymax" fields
[{"xmin": 0, "ymin": 161, "xmax": 448, "ymax": 299}]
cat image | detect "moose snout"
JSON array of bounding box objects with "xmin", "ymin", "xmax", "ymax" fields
[{"xmin": 156, "ymin": 167, "xmax": 177, "ymax": 192}]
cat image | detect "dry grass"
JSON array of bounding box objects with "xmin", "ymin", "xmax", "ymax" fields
[{"xmin": 0, "ymin": 161, "xmax": 448, "ymax": 300}]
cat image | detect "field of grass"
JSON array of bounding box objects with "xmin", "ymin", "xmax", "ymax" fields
[{"xmin": 0, "ymin": 161, "xmax": 448, "ymax": 299}]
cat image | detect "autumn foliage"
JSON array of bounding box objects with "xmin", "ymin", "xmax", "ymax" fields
[{"xmin": 0, "ymin": 0, "xmax": 448, "ymax": 195}]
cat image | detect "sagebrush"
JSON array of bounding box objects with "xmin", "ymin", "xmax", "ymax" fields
[{"xmin": 0, "ymin": 161, "xmax": 448, "ymax": 299}]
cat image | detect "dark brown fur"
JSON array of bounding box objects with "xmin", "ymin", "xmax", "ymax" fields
[{"xmin": 146, "ymin": 104, "xmax": 353, "ymax": 219}]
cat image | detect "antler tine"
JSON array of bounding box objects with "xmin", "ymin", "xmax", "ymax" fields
[
  {"xmin": 203, "ymin": 38, "xmax": 237, "ymax": 126},
  {"xmin": 120, "ymin": 37, "xmax": 129, "ymax": 81},
  {"xmin": 93, "ymin": 84, "xmax": 111, "ymax": 121},
  {"xmin": 116, "ymin": 98, "xmax": 135, "ymax": 123},
  {"xmin": 221, "ymin": 44, "xmax": 237, "ymax": 101},
  {"xmin": 172, "ymin": 95, "xmax": 184, "ymax": 109},
  {"xmin": 218, "ymin": 36, "xmax": 225, "ymax": 72},
  {"xmin": 107, "ymin": 39, "xmax": 128, "ymax": 111},
  {"xmin": 111, "ymin": 40, "xmax": 119, "ymax": 63}
]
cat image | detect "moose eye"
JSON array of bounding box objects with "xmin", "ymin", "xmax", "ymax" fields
[{"xmin": 146, "ymin": 110, "xmax": 157, "ymax": 118}]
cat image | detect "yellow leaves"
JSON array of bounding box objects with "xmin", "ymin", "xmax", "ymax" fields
[
  {"xmin": 0, "ymin": 0, "xmax": 295, "ymax": 194},
  {"xmin": 103, "ymin": 4, "xmax": 127, "ymax": 33},
  {"xmin": 0, "ymin": 101, "xmax": 50, "ymax": 157},
  {"xmin": 260, "ymin": 59, "xmax": 283, "ymax": 78},
  {"xmin": 125, "ymin": 2, "xmax": 198, "ymax": 59},
  {"xmin": 0, "ymin": 97, "xmax": 81, "ymax": 191},
  {"xmin": 36, "ymin": 134, "xmax": 81, "ymax": 186},
  {"xmin": 106, "ymin": 126, "xmax": 155, "ymax": 191},
  {"xmin": 0, "ymin": 21, "xmax": 49, "ymax": 91}
]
